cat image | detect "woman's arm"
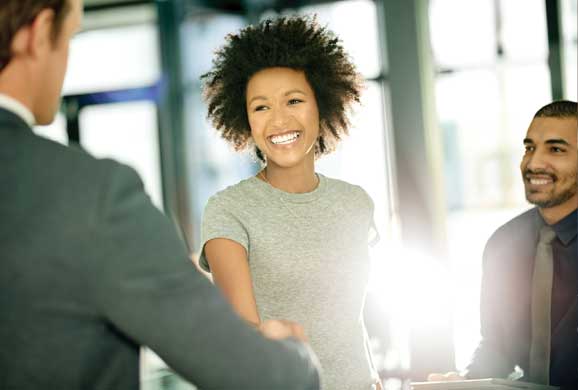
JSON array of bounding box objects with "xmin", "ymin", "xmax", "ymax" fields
[{"xmin": 204, "ymin": 238, "xmax": 261, "ymax": 326}]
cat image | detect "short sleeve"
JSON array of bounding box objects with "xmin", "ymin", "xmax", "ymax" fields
[
  {"xmin": 368, "ymin": 220, "xmax": 380, "ymax": 247},
  {"xmin": 365, "ymin": 190, "xmax": 380, "ymax": 247},
  {"xmin": 198, "ymin": 195, "xmax": 249, "ymax": 272}
]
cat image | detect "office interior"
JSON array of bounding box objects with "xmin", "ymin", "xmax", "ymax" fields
[{"xmin": 33, "ymin": 0, "xmax": 577, "ymax": 388}]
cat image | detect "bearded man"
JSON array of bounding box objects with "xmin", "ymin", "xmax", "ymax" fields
[{"xmin": 431, "ymin": 100, "xmax": 577, "ymax": 390}]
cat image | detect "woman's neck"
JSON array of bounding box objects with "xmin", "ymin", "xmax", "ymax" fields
[{"xmin": 259, "ymin": 162, "xmax": 318, "ymax": 193}]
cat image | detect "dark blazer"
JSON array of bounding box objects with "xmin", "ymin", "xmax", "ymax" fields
[
  {"xmin": 0, "ymin": 108, "xmax": 319, "ymax": 390},
  {"xmin": 466, "ymin": 208, "xmax": 577, "ymax": 390}
]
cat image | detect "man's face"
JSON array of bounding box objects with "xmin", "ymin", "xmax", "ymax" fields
[
  {"xmin": 35, "ymin": 0, "xmax": 83, "ymax": 125},
  {"xmin": 520, "ymin": 116, "xmax": 578, "ymax": 210}
]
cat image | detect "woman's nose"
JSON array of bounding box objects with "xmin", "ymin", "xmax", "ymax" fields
[{"xmin": 269, "ymin": 107, "xmax": 290, "ymax": 129}]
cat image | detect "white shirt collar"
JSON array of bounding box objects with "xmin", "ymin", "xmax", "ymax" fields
[{"xmin": 0, "ymin": 93, "xmax": 35, "ymax": 127}]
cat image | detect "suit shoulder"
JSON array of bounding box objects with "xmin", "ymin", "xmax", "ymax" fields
[
  {"xmin": 16, "ymin": 135, "xmax": 145, "ymax": 223},
  {"xmin": 30, "ymin": 134, "xmax": 140, "ymax": 188},
  {"xmin": 488, "ymin": 208, "xmax": 537, "ymax": 241},
  {"xmin": 3, "ymin": 131, "xmax": 147, "ymax": 240},
  {"xmin": 493, "ymin": 207, "xmax": 538, "ymax": 236}
]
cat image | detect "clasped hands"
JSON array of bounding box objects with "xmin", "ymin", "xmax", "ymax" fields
[
  {"xmin": 257, "ymin": 319, "xmax": 308, "ymax": 342},
  {"xmin": 257, "ymin": 320, "xmax": 383, "ymax": 390}
]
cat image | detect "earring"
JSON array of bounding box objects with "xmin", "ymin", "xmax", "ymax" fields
[
  {"xmin": 255, "ymin": 146, "xmax": 267, "ymax": 164},
  {"xmin": 317, "ymin": 136, "xmax": 325, "ymax": 155}
]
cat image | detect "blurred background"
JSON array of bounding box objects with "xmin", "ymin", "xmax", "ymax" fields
[{"xmin": 33, "ymin": 0, "xmax": 576, "ymax": 388}]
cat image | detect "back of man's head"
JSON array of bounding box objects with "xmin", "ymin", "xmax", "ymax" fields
[
  {"xmin": 0, "ymin": 0, "xmax": 81, "ymax": 125},
  {"xmin": 534, "ymin": 100, "xmax": 578, "ymax": 120},
  {"xmin": 0, "ymin": 0, "xmax": 70, "ymax": 72}
]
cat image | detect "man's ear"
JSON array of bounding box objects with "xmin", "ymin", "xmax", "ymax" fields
[
  {"xmin": 16, "ymin": 8, "xmax": 56, "ymax": 60},
  {"xmin": 10, "ymin": 25, "xmax": 32, "ymax": 57}
]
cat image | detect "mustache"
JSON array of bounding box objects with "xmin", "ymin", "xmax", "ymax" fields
[{"xmin": 524, "ymin": 169, "xmax": 556, "ymax": 180}]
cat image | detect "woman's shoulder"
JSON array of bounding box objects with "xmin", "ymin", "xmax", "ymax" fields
[
  {"xmin": 322, "ymin": 175, "xmax": 371, "ymax": 203},
  {"xmin": 206, "ymin": 176, "xmax": 261, "ymax": 207}
]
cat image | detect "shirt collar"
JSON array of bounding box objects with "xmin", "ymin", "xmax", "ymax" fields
[
  {"xmin": 552, "ymin": 208, "xmax": 578, "ymax": 246},
  {"xmin": 0, "ymin": 93, "xmax": 35, "ymax": 127},
  {"xmin": 539, "ymin": 208, "xmax": 578, "ymax": 246}
]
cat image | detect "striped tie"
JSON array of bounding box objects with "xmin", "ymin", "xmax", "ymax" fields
[{"xmin": 529, "ymin": 225, "xmax": 557, "ymax": 385}]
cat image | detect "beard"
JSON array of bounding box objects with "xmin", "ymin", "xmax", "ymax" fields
[{"xmin": 524, "ymin": 169, "xmax": 578, "ymax": 208}]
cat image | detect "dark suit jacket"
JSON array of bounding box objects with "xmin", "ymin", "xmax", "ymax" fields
[
  {"xmin": 466, "ymin": 208, "xmax": 577, "ymax": 389},
  {"xmin": 0, "ymin": 108, "xmax": 319, "ymax": 390}
]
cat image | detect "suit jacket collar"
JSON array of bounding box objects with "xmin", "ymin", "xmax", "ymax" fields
[
  {"xmin": 0, "ymin": 94, "xmax": 34, "ymax": 127},
  {"xmin": 535, "ymin": 208, "xmax": 577, "ymax": 246},
  {"xmin": 0, "ymin": 106, "xmax": 33, "ymax": 134}
]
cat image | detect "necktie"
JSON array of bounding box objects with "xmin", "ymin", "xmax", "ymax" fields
[{"xmin": 529, "ymin": 225, "xmax": 557, "ymax": 385}]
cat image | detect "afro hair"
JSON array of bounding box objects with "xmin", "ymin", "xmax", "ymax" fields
[{"xmin": 201, "ymin": 15, "xmax": 362, "ymax": 161}]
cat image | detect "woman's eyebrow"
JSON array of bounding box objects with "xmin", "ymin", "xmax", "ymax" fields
[
  {"xmin": 284, "ymin": 89, "xmax": 307, "ymax": 96},
  {"xmin": 248, "ymin": 96, "xmax": 267, "ymax": 105}
]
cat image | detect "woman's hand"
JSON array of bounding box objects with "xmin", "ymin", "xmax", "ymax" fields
[{"xmin": 258, "ymin": 319, "xmax": 308, "ymax": 342}]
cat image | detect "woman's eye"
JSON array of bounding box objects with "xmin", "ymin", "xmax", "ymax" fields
[
  {"xmin": 254, "ymin": 105, "xmax": 268, "ymax": 112},
  {"xmin": 288, "ymin": 99, "xmax": 303, "ymax": 105}
]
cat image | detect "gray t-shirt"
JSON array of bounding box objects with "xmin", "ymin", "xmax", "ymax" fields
[{"xmin": 200, "ymin": 174, "xmax": 379, "ymax": 390}]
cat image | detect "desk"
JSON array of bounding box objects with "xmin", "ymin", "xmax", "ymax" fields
[{"xmin": 411, "ymin": 379, "xmax": 559, "ymax": 390}]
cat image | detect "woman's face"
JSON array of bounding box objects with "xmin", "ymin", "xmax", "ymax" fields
[{"xmin": 246, "ymin": 67, "xmax": 319, "ymax": 170}]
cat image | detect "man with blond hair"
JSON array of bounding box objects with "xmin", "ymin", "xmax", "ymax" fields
[{"xmin": 0, "ymin": 1, "xmax": 319, "ymax": 389}]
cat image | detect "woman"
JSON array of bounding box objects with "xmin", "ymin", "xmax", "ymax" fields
[{"xmin": 199, "ymin": 15, "xmax": 381, "ymax": 390}]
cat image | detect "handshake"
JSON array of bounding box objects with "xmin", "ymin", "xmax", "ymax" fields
[
  {"xmin": 257, "ymin": 319, "xmax": 308, "ymax": 342},
  {"xmin": 258, "ymin": 321, "xmax": 384, "ymax": 390}
]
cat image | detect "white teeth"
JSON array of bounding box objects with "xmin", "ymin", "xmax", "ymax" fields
[
  {"xmin": 530, "ymin": 178, "xmax": 552, "ymax": 185},
  {"xmin": 270, "ymin": 132, "xmax": 299, "ymax": 145}
]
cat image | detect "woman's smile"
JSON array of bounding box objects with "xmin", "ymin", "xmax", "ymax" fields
[{"xmin": 269, "ymin": 130, "xmax": 302, "ymax": 146}]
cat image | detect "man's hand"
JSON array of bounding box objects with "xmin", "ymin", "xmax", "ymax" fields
[
  {"xmin": 427, "ymin": 372, "xmax": 464, "ymax": 382},
  {"xmin": 258, "ymin": 319, "xmax": 308, "ymax": 342}
]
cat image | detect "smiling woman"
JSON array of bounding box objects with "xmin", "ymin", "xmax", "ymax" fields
[
  {"xmin": 246, "ymin": 67, "xmax": 320, "ymax": 187},
  {"xmin": 198, "ymin": 15, "xmax": 382, "ymax": 390}
]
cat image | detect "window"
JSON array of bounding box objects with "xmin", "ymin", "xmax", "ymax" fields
[
  {"xmin": 35, "ymin": 22, "xmax": 162, "ymax": 203},
  {"xmin": 430, "ymin": 0, "xmax": 552, "ymax": 370},
  {"xmin": 79, "ymin": 101, "xmax": 163, "ymax": 209},
  {"xmin": 34, "ymin": 113, "xmax": 68, "ymax": 145},
  {"xmin": 64, "ymin": 24, "xmax": 160, "ymax": 95},
  {"xmin": 181, "ymin": 12, "xmax": 250, "ymax": 252},
  {"xmin": 562, "ymin": 0, "xmax": 577, "ymax": 100}
]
